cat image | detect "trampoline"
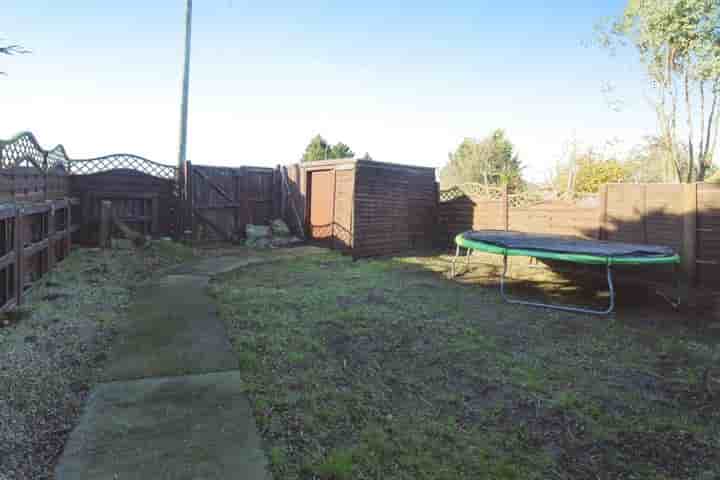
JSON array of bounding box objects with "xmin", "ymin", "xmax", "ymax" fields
[{"xmin": 451, "ymin": 230, "xmax": 681, "ymax": 315}]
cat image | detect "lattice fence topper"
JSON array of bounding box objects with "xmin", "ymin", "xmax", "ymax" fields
[
  {"xmin": 47, "ymin": 145, "xmax": 70, "ymax": 171},
  {"xmin": 439, "ymin": 183, "xmax": 505, "ymax": 203},
  {"xmin": 439, "ymin": 182, "xmax": 599, "ymax": 208},
  {"xmin": 0, "ymin": 131, "xmax": 178, "ymax": 179},
  {"xmin": 0, "ymin": 131, "xmax": 50, "ymax": 170},
  {"xmin": 509, "ymin": 189, "xmax": 599, "ymax": 208},
  {"xmin": 67, "ymin": 153, "xmax": 177, "ymax": 179}
]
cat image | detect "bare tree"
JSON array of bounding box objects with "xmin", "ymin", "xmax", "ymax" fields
[
  {"xmin": 0, "ymin": 41, "xmax": 29, "ymax": 75},
  {"xmin": 599, "ymin": 1, "xmax": 720, "ymax": 182}
]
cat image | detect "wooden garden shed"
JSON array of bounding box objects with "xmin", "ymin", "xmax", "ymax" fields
[{"xmin": 285, "ymin": 158, "xmax": 438, "ymax": 257}]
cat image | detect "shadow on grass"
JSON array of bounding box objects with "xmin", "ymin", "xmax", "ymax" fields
[{"xmin": 211, "ymin": 249, "xmax": 720, "ymax": 480}]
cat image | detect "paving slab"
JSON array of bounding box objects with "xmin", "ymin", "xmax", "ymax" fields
[
  {"xmin": 102, "ymin": 274, "xmax": 237, "ymax": 382},
  {"xmin": 168, "ymin": 247, "xmax": 331, "ymax": 277},
  {"xmin": 55, "ymin": 371, "xmax": 269, "ymax": 480},
  {"xmin": 168, "ymin": 256, "xmax": 270, "ymax": 276}
]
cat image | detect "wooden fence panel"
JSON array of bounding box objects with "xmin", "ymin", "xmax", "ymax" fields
[
  {"xmin": 69, "ymin": 170, "xmax": 177, "ymax": 244},
  {"xmin": 605, "ymin": 183, "xmax": 646, "ymax": 244},
  {"xmin": 438, "ymin": 196, "xmax": 504, "ymax": 245},
  {"xmin": 645, "ymin": 184, "xmax": 684, "ymax": 252},
  {"xmin": 0, "ymin": 132, "xmax": 71, "ymax": 202},
  {"xmin": 438, "ymin": 182, "xmax": 719, "ymax": 293},
  {"xmin": 0, "ymin": 200, "xmax": 79, "ymax": 312},
  {"xmin": 188, "ymin": 163, "xmax": 276, "ymax": 242},
  {"xmin": 510, "ymin": 200, "xmax": 599, "ymax": 238},
  {"xmin": 698, "ymin": 183, "xmax": 720, "ymax": 285}
]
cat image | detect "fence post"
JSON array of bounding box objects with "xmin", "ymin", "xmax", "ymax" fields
[
  {"xmin": 242, "ymin": 167, "xmax": 251, "ymax": 227},
  {"xmin": 66, "ymin": 198, "xmax": 72, "ymax": 253},
  {"xmin": 502, "ymin": 184, "xmax": 509, "ymax": 231},
  {"xmin": 598, "ymin": 184, "xmax": 608, "ymax": 240},
  {"xmin": 233, "ymin": 168, "xmax": 241, "ymax": 240},
  {"xmin": 47, "ymin": 201, "xmax": 56, "ymax": 271},
  {"xmin": 99, "ymin": 200, "xmax": 112, "ymax": 248},
  {"xmin": 174, "ymin": 161, "xmax": 184, "ymax": 241},
  {"xmin": 43, "ymin": 151, "xmax": 49, "ymax": 201},
  {"xmin": 151, "ymin": 196, "xmax": 160, "ymax": 236},
  {"xmin": 186, "ymin": 161, "xmax": 196, "ymax": 242},
  {"xmin": 681, "ymin": 182, "xmax": 698, "ymax": 298},
  {"xmin": 279, "ymin": 166, "xmax": 287, "ymax": 221},
  {"xmin": 15, "ymin": 208, "xmax": 24, "ymax": 306}
]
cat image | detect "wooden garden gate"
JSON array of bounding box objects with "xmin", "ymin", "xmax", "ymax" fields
[{"xmin": 185, "ymin": 162, "xmax": 279, "ymax": 242}]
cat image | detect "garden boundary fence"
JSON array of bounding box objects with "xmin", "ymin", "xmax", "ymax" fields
[{"xmin": 439, "ymin": 183, "xmax": 720, "ymax": 292}]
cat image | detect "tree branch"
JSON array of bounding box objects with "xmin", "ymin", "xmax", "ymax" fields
[
  {"xmin": 708, "ymin": 100, "xmax": 720, "ymax": 178},
  {"xmin": 0, "ymin": 42, "xmax": 30, "ymax": 75},
  {"xmin": 699, "ymin": 80, "xmax": 706, "ymax": 164},
  {"xmin": 667, "ymin": 54, "xmax": 681, "ymax": 182},
  {"xmin": 685, "ymin": 70, "xmax": 695, "ymax": 183},
  {"xmin": 701, "ymin": 82, "xmax": 719, "ymax": 181}
]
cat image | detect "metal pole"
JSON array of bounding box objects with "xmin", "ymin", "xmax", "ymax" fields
[
  {"xmin": 499, "ymin": 255, "xmax": 616, "ymax": 315},
  {"xmin": 178, "ymin": 0, "xmax": 193, "ymax": 172}
]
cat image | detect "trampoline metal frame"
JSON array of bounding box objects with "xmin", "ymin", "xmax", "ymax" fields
[
  {"xmin": 500, "ymin": 253, "xmax": 615, "ymax": 315},
  {"xmin": 451, "ymin": 244, "xmax": 617, "ymax": 315}
]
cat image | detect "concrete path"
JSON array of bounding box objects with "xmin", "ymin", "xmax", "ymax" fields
[
  {"xmin": 55, "ymin": 372, "xmax": 267, "ymax": 480},
  {"xmin": 102, "ymin": 274, "xmax": 237, "ymax": 382},
  {"xmin": 53, "ymin": 252, "xmax": 303, "ymax": 480}
]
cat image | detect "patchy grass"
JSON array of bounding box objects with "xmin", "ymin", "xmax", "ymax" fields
[
  {"xmin": 0, "ymin": 241, "xmax": 194, "ymax": 479},
  {"xmin": 213, "ymin": 251, "xmax": 720, "ymax": 480}
]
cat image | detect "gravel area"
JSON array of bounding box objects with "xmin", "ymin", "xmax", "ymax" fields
[{"xmin": 0, "ymin": 242, "xmax": 194, "ymax": 480}]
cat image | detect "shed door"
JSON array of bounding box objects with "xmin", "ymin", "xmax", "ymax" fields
[{"xmin": 309, "ymin": 170, "xmax": 334, "ymax": 240}]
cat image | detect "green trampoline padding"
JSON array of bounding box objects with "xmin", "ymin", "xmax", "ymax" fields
[
  {"xmin": 455, "ymin": 233, "xmax": 680, "ymax": 265},
  {"xmin": 452, "ymin": 230, "xmax": 680, "ymax": 315}
]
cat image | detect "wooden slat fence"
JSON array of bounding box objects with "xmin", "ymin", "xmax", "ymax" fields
[
  {"xmin": 439, "ymin": 182, "xmax": 720, "ymax": 292},
  {"xmin": 0, "ymin": 131, "xmax": 181, "ymax": 313},
  {"xmin": 0, "ymin": 132, "xmax": 70, "ymax": 201},
  {"xmin": 69, "ymin": 169, "xmax": 177, "ymax": 244},
  {"xmin": 185, "ymin": 162, "xmax": 280, "ymax": 242},
  {"xmin": 698, "ymin": 182, "xmax": 720, "ymax": 286},
  {"xmin": 0, "ymin": 199, "xmax": 80, "ymax": 313}
]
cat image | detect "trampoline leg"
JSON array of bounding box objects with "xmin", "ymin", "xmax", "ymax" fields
[
  {"xmin": 673, "ymin": 262, "xmax": 681, "ymax": 310},
  {"xmin": 676, "ymin": 263, "xmax": 682, "ymax": 309},
  {"xmin": 500, "ymin": 257, "xmax": 616, "ymax": 315},
  {"xmin": 654, "ymin": 263, "xmax": 682, "ymax": 310},
  {"xmin": 451, "ymin": 244, "xmax": 461, "ymax": 278}
]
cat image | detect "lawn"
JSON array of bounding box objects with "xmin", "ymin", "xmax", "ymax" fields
[{"xmin": 211, "ymin": 251, "xmax": 720, "ymax": 480}]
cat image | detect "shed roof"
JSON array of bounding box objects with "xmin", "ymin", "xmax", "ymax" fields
[{"xmin": 293, "ymin": 158, "xmax": 436, "ymax": 175}]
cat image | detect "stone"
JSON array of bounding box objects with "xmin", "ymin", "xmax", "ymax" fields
[
  {"xmin": 270, "ymin": 236, "xmax": 302, "ymax": 248},
  {"xmin": 111, "ymin": 238, "xmax": 134, "ymax": 250},
  {"xmin": 246, "ymin": 224, "xmax": 271, "ymax": 239},
  {"xmin": 271, "ymin": 219, "xmax": 291, "ymax": 237}
]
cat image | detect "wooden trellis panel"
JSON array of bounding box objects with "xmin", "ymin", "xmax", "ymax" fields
[{"xmin": 67, "ymin": 154, "xmax": 177, "ymax": 179}]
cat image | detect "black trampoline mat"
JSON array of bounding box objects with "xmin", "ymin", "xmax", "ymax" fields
[{"xmin": 463, "ymin": 230, "xmax": 677, "ymax": 258}]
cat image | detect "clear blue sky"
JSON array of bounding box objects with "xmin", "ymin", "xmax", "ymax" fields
[{"xmin": 1, "ymin": 1, "xmax": 655, "ymax": 180}]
